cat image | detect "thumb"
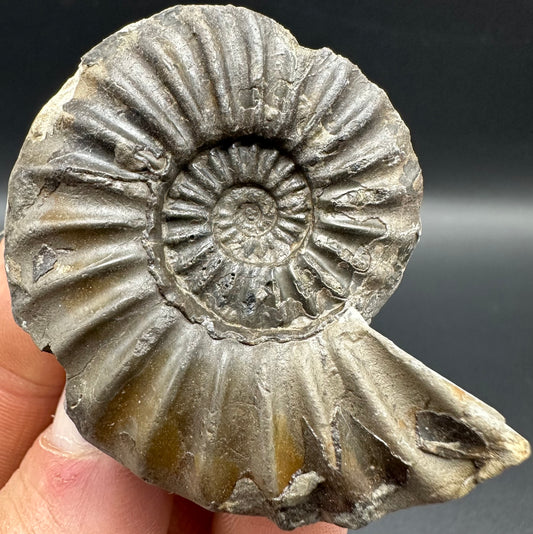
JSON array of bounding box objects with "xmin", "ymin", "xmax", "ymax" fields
[{"xmin": 0, "ymin": 391, "xmax": 173, "ymax": 534}]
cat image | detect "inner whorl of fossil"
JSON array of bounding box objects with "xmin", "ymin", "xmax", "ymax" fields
[{"xmin": 150, "ymin": 141, "xmax": 378, "ymax": 342}]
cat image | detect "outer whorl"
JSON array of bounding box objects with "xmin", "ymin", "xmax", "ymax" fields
[{"xmin": 4, "ymin": 5, "xmax": 529, "ymax": 531}]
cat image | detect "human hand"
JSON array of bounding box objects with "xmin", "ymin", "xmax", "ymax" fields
[{"xmin": 0, "ymin": 239, "xmax": 347, "ymax": 534}]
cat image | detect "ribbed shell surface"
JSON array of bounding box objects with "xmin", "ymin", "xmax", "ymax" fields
[{"xmin": 5, "ymin": 5, "xmax": 529, "ymax": 531}]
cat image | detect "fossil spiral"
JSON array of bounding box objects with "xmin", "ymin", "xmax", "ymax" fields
[{"xmin": 4, "ymin": 5, "xmax": 529, "ymax": 530}]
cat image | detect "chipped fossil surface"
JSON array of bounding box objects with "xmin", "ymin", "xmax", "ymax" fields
[{"xmin": 3, "ymin": 4, "xmax": 530, "ymax": 531}]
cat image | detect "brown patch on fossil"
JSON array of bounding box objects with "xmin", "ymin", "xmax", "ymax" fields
[
  {"xmin": 273, "ymin": 412, "xmax": 305, "ymax": 493},
  {"xmin": 199, "ymin": 455, "xmax": 242, "ymax": 504}
]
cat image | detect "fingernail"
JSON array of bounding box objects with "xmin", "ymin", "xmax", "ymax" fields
[{"xmin": 44, "ymin": 389, "xmax": 97, "ymax": 455}]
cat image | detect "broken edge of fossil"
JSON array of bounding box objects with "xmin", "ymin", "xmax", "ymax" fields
[
  {"xmin": 66, "ymin": 308, "xmax": 530, "ymax": 530},
  {"xmin": 215, "ymin": 310, "xmax": 530, "ymax": 529}
]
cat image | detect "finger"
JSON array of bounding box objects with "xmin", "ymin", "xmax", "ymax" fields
[
  {"xmin": 167, "ymin": 495, "xmax": 214, "ymax": 534},
  {"xmin": 212, "ymin": 513, "xmax": 348, "ymax": 534},
  {"xmin": 0, "ymin": 240, "xmax": 65, "ymax": 487},
  {"xmin": 0, "ymin": 390, "xmax": 173, "ymax": 534}
]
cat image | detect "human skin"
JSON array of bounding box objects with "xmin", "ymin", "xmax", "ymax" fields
[{"xmin": 0, "ymin": 239, "xmax": 347, "ymax": 534}]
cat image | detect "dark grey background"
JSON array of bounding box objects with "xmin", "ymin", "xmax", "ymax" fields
[{"xmin": 1, "ymin": 1, "xmax": 532, "ymax": 533}]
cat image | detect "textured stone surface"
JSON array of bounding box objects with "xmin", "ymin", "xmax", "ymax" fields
[{"xmin": 3, "ymin": 4, "xmax": 529, "ymax": 530}]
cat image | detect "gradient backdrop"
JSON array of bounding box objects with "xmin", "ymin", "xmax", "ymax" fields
[{"xmin": 1, "ymin": 2, "xmax": 532, "ymax": 533}]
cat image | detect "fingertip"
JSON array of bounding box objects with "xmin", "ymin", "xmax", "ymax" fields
[
  {"xmin": 0, "ymin": 239, "xmax": 65, "ymax": 486},
  {"xmin": 213, "ymin": 513, "xmax": 348, "ymax": 534},
  {"xmin": 43, "ymin": 389, "xmax": 98, "ymax": 456},
  {"xmin": 0, "ymin": 394, "xmax": 173, "ymax": 533},
  {"xmin": 167, "ymin": 495, "xmax": 214, "ymax": 534},
  {"xmin": 0, "ymin": 239, "xmax": 65, "ymax": 388}
]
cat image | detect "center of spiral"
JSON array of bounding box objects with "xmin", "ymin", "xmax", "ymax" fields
[
  {"xmin": 212, "ymin": 186, "xmax": 285, "ymax": 264},
  {"xmin": 155, "ymin": 141, "xmax": 326, "ymax": 342},
  {"xmin": 218, "ymin": 187, "xmax": 277, "ymax": 237}
]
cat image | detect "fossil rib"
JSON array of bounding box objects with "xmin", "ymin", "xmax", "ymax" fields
[{"xmin": 3, "ymin": 4, "xmax": 529, "ymax": 530}]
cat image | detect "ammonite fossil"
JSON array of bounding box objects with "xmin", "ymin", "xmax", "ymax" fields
[{"xmin": 4, "ymin": 5, "xmax": 529, "ymax": 530}]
